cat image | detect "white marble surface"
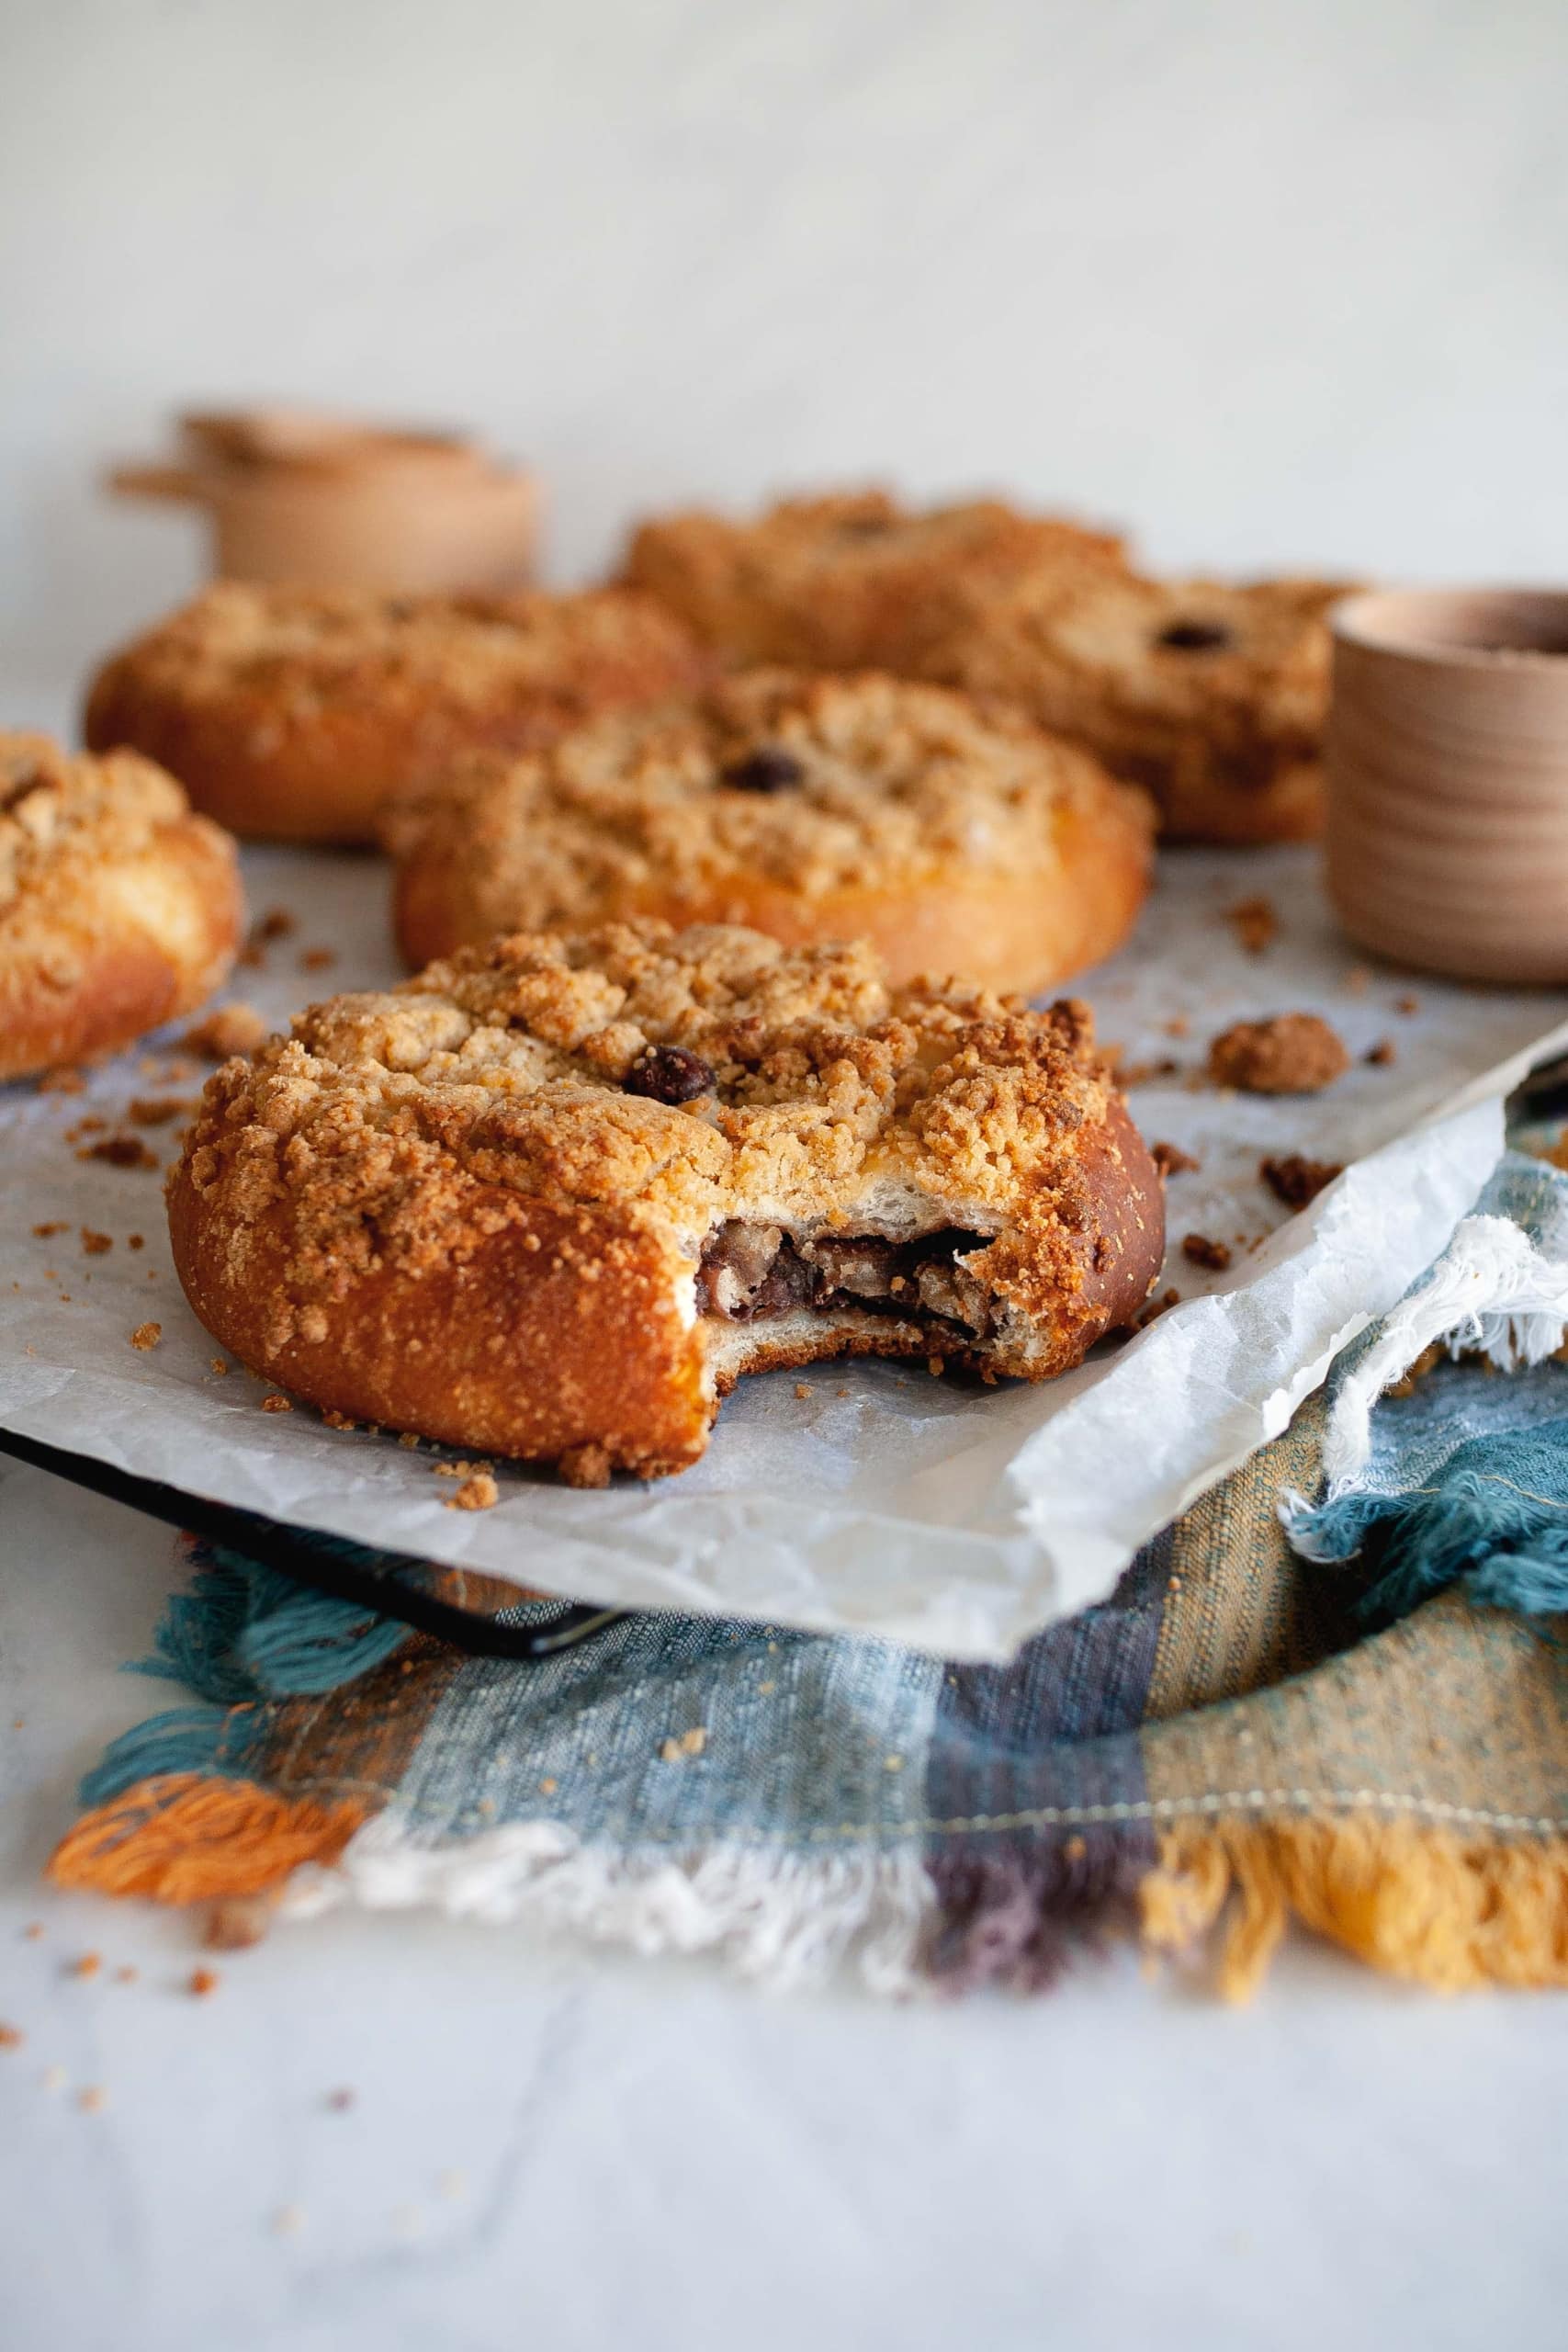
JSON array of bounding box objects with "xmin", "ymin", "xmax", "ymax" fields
[{"xmin": 3, "ymin": 1455, "xmax": 1567, "ymax": 2352}]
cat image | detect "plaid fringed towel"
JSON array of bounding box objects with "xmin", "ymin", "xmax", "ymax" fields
[{"xmin": 50, "ymin": 1150, "xmax": 1568, "ymax": 2000}]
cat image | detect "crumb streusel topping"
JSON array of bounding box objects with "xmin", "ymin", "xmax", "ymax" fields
[
  {"xmin": 385, "ymin": 669, "xmax": 1149, "ymax": 928},
  {"xmin": 0, "ymin": 733, "xmax": 194, "ymax": 919},
  {"xmin": 178, "ymin": 922, "xmax": 1124, "ymax": 1352}
]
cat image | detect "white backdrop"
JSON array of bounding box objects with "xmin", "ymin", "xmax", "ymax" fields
[{"xmin": 2, "ymin": 0, "xmax": 1565, "ymax": 690}]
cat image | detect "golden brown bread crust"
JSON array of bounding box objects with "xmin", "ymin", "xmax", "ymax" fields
[
  {"xmin": 387, "ymin": 670, "xmax": 1154, "ymax": 996},
  {"xmin": 166, "ymin": 922, "xmax": 1165, "ymax": 1478},
  {"xmin": 619, "ymin": 488, "xmax": 1128, "ymax": 673},
  {"xmin": 84, "ymin": 582, "xmax": 710, "ymax": 845},
  {"xmin": 0, "ymin": 733, "xmax": 243, "ymax": 1082},
  {"xmin": 919, "ymin": 571, "xmax": 1350, "ymax": 843}
]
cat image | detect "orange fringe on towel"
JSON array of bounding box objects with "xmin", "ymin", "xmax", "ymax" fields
[
  {"xmin": 1141, "ymin": 1817, "xmax": 1568, "ymax": 2000},
  {"xmin": 47, "ymin": 1771, "xmax": 365, "ymax": 1905}
]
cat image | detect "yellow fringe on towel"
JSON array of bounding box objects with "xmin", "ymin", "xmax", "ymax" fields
[
  {"xmin": 1141, "ymin": 1817, "xmax": 1568, "ymax": 2000},
  {"xmin": 47, "ymin": 1771, "xmax": 365, "ymax": 1905}
]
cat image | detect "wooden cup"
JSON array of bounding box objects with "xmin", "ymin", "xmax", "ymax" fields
[{"xmin": 1326, "ymin": 588, "xmax": 1568, "ymax": 984}]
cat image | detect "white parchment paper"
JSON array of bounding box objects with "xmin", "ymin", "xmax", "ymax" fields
[{"xmin": 4, "ymin": 842, "xmax": 1566, "ymax": 1658}]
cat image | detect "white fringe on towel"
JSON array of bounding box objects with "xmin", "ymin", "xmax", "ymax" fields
[
  {"xmin": 280, "ymin": 1811, "xmax": 936, "ymax": 1996},
  {"xmin": 1298, "ymin": 1211, "xmax": 1568, "ymax": 1525}
]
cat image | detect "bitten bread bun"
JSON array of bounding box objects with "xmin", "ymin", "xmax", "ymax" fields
[
  {"xmin": 167, "ymin": 922, "xmax": 1166, "ymax": 1482},
  {"xmin": 0, "ymin": 732, "xmax": 243, "ymax": 1081},
  {"xmin": 386, "ymin": 670, "xmax": 1154, "ymax": 997},
  {"xmin": 84, "ymin": 582, "xmax": 710, "ymax": 845},
  {"xmin": 619, "ymin": 487, "xmax": 1128, "ymax": 673},
  {"xmin": 919, "ymin": 569, "xmax": 1350, "ymax": 843}
]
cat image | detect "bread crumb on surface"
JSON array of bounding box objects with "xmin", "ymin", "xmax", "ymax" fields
[
  {"xmin": 77, "ymin": 2086, "xmax": 107, "ymax": 2113},
  {"xmin": 325, "ymin": 2087, "xmax": 356, "ymax": 2112},
  {"xmin": 794, "ymin": 1382, "xmax": 812, "ymax": 1399},
  {"xmin": 1260, "ymin": 1153, "xmax": 1344, "ymax": 1211},
  {"xmin": 1226, "ymin": 895, "xmax": 1279, "ymax": 955},
  {"xmin": 927, "ymin": 1355, "xmax": 944, "ymax": 1376},
  {"xmin": 445, "ymin": 1471, "xmax": 499, "ymax": 1511},
  {"xmin": 1182, "ymin": 1232, "xmax": 1233, "ymax": 1272},
  {"xmin": 559, "ymin": 1442, "xmax": 612, "ymax": 1489},
  {"xmin": 1365, "ymin": 1037, "xmax": 1397, "ymax": 1067},
  {"xmin": 188, "ymin": 1966, "xmax": 220, "ymax": 1997},
  {"xmin": 185, "ymin": 1002, "xmax": 267, "ymax": 1058},
  {"xmin": 69, "ymin": 1952, "xmax": 102, "ymax": 1978},
  {"xmin": 320, "ymin": 1406, "xmax": 356, "ymax": 1428},
  {"xmin": 260, "ymin": 1393, "xmax": 293, "ymax": 1413},
  {"xmin": 127, "ymin": 1233, "xmax": 145, "ymax": 1250},
  {"xmin": 1136, "ymin": 1286, "xmax": 1182, "ymax": 1329},
  {"xmin": 1162, "ymin": 1014, "xmax": 1190, "ymax": 1038},
  {"xmin": 79, "ymin": 1132, "xmax": 159, "ymax": 1170},
  {"xmin": 0, "ymin": 2023, "xmax": 23, "ymax": 2050},
  {"xmin": 299, "ymin": 945, "xmax": 337, "ymax": 972},
  {"xmin": 204, "ymin": 1896, "xmax": 273, "ymax": 1951},
  {"xmin": 1117, "ymin": 1055, "xmax": 1183, "ymax": 1088},
  {"xmin": 79, "ymin": 1228, "xmax": 112, "ymax": 1255},
  {"xmin": 1394, "ymin": 992, "xmax": 1420, "ymax": 1015},
  {"xmin": 1151, "ymin": 1140, "xmax": 1201, "ymax": 1178},
  {"xmin": 660, "ymin": 1726, "xmax": 707, "ymax": 1760},
  {"xmin": 210, "ymin": 1357, "xmax": 229, "ymax": 1375},
  {"xmin": 129, "ymin": 1322, "xmax": 162, "ymax": 1351},
  {"xmin": 127, "ymin": 1095, "xmax": 191, "ymax": 1127},
  {"xmin": 398, "ymin": 1430, "xmax": 422, "ymax": 1449},
  {"xmin": 272, "ymin": 2204, "xmax": 306, "ymax": 2237},
  {"xmin": 1208, "ymin": 1013, "xmax": 1349, "ymax": 1095},
  {"xmin": 255, "ymin": 907, "xmax": 297, "ymax": 944}
]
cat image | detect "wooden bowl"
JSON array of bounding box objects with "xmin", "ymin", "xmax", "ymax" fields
[
  {"xmin": 108, "ymin": 408, "xmax": 541, "ymax": 595},
  {"xmin": 1326, "ymin": 588, "xmax": 1568, "ymax": 985}
]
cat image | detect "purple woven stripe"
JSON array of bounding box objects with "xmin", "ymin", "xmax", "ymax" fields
[{"xmin": 923, "ymin": 1530, "xmax": 1170, "ymax": 1990}]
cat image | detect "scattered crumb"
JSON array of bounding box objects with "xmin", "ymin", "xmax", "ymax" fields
[
  {"xmin": 31, "ymin": 1221, "xmax": 67, "ymax": 1238},
  {"xmin": 299, "ymin": 946, "xmax": 337, "ymax": 972},
  {"xmin": 260, "ymin": 1393, "xmax": 293, "ymax": 1413},
  {"xmin": 205, "ymin": 1896, "xmax": 273, "ymax": 1951},
  {"xmin": 1135, "ymin": 1287, "xmax": 1182, "ymax": 1329},
  {"xmin": 1208, "ymin": 1013, "xmax": 1349, "ymax": 1095},
  {"xmin": 77, "ymin": 2086, "xmax": 107, "ymax": 2114},
  {"xmin": 1182, "ymin": 1233, "xmax": 1233, "ymax": 1272},
  {"xmin": 432, "ymin": 1457, "xmax": 491, "ymax": 1478},
  {"xmin": 1260, "ymin": 1154, "xmax": 1344, "ymax": 1211},
  {"xmin": 188, "ymin": 1966, "xmax": 220, "ymax": 1998},
  {"xmin": 22, "ymin": 1923, "xmax": 43, "ymax": 1940},
  {"xmin": 79, "ymin": 1133, "xmax": 159, "ymax": 1170},
  {"xmin": 1162, "ymin": 1014, "xmax": 1190, "ymax": 1039},
  {"xmin": 210, "ymin": 1357, "xmax": 229, "ymax": 1376},
  {"xmin": 446, "ymin": 1471, "xmax": 499, "ymax": 1511},
  {"xmin": 67, "ymin": 1114, "xmax": 107, "ymax": 1138},
  {"xmin": 1346, "ymin": 965, "xmax": 1371, "ymax": 993},
  {"xmin": 927, "ymin": 1355, "xmax": 944, "ymax": 1376},
  {"xmin": 837, "ymin": 1386, "xmax": 851, "ymax": 1396},
  {"xmin": 1151, "ymin": 1140, "xmax": 1200, "ymax": 1178},
  {"xmin": 186, "ymin": 1003, "xmax": 268, "ymax": 1058},
  {"xmin": 127, "ymin": 1095, "xmax": 191, "ymax": 1128},
  {"xmin": 794, "ymin": 1382, "xmax": 812, "ymax": 1399},
  {"xmin": 660, "ymin": 1726, "xmax": 707, "ymax": 1761},
  {"xmin": 0, "ymin": 2023, "xmax": 23, "ymax": 2050},
  {"xmin": 273, "ymin": 2204, "xmax": 306, "ymax": 2237},
  {"xmin": 114, "ymin": 1965, "xmax": 138, "ymax": 1984},
  {"xmin": 127, "ymin": 1233, "xmax": 145, "ymax": 1250},
  {"xmin": 559, "ymin": 1442, "xmax": 612, "ymax": 1490},
  {"xmin": 1394, "ymin": 992, "xmax": 1420, "ymax": 1016},
  {"xmin": 1365, "ymin": 1038, "xmax": 1397, "ymax": 1067},
  {"xmin": 320, "ymin": 1407, "xmax": 356, "ymax": 1429},
  {"xmin": 255, "ymin": 907, "xmax": 297, "ymax": 943},
  {"xmin": 325, "ymin": 2087, "xmax": 356, "ymax": 2112},
  {"xmin": 130, "ymin": 1323, "xmax": 162, "ymax": 1351},
  {"xmin": 69, "ymin": 1953, "xmax": 102, "ymax": 1980},
  {"xmin": 398, "ymin": 1430, "xmax": 422, "ymax": 1449},
  {"xmin": 79, "ymin": 1228, "xmax": 112, "ymax": 1256},
  {"xmin": 37, "ymin": 1066, "xmax": 85, "ymax": 1094},
  {"xmin": 1117, "ymin": 1055, "xmax": 1183, "ymax": 1088},
  {"xmin": 1227, "ymin": 895, "xmax": 1279, "ymax": 955}
]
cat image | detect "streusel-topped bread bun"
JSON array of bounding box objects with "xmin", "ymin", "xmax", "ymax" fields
[
  {"xmin": 84, "ymin": 582, "xmax": 709, "ymax": 845},
  {"xmin": 619, "ymin": 488, "xmax": 1127, "ymax": 673},
  {"xmin": 386, "ymin": 670, "xmax": 1154, "ymax": 996},
  {"xmin": 167, "ymin": 922, "xmax": 1164, "ymax": 1481},
  {"xmin": 919, "ymin": 569, "xmax": 1349, "ymax": 843},
  {"xmin": 0, "ymin": 732, "xmax": 242, "ymax": 1081}
]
